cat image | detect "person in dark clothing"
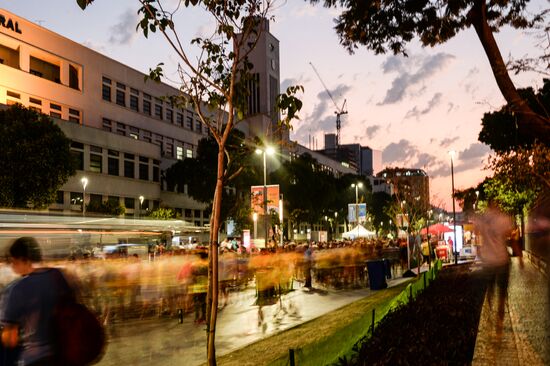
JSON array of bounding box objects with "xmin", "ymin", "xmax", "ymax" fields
[{"xmin": 1, "ymin": 237, "xmax": 74, "ymax": 366}]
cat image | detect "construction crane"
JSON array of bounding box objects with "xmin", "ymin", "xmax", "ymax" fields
[{"xmin": 309, "ymin": 62, "xmax": 348, "ymax": 149}]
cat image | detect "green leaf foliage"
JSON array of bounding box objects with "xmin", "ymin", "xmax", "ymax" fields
[
  {"xmin": 479, "ymin": 79, "xmax": 550, "ymax": 153},
  {"xmin": 0, "ymin": 104, "xmax": 76, "ymax": 208},
  {"xmin": 148, "ymin": 207, "xmax": 176, "ymax": 219},
  {"xmin": 309, "ymin": 0, "xmax": 542, "ymax": 55},
  {"xmin": 86, "ymin": 200, "xmax": 126, "ymax": 216}
]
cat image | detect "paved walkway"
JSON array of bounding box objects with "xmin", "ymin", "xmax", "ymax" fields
[
  {"xmin": 473, "ymin": 256, "xmax": 550, "ymax": 365},
  {"xmin": 97, "ymin": 274, "xmax": 411, "ymax": 366}
]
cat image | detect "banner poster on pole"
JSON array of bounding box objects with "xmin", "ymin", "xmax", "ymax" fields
[
  {"xmin": 251, "ymin": 185, "xmax": 280, "ymax": 214},
  {"xmin": 347, "ymin": 203, "xmax": 367, "ymax": 223},
  {"xmin": 242, "ymin": 230, "xmax": 251, "ymax": 249}
]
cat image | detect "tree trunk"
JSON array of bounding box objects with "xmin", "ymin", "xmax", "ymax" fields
[
  {"xmin": 469, "ymin": 0, "xmax": 550, "ymax": 143},
  {"xmin": 206, "ymin": 147, "xmax": 225, "ymax": 366}
]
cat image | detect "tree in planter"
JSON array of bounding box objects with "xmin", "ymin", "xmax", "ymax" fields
[
  {"xmin": 77, "ymin": 2, "xmax": 302, "ymax": 364},
  {"xmin": 0, "ymin": 104, "xmax": 75, "ymax": 208},
  {"xmin": 148, "ymin": 207, "xmax": 176, "ymax": 219},
  {"xmin": 309, "ymin": 0, "xmax": 550, "ymax": 143},
  {"xmin": 86, "ymin": 200, "xmax": 126, "ymax": 216}
]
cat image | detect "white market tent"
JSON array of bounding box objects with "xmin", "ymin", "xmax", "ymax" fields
[{"xmin": 342, "ymin": 225, "xmax": 376, "ymax": 239}]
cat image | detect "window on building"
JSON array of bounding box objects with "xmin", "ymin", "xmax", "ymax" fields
[
  {"xmin": 195, "ymin": 120, "xmax": 201, "ymax": 133},
  {"xmin": 90, "ymin": 153, "xmax": 102, "ymax": 173},
  {"xmin": 185, "ymin": 209, "xmax": 192, "ymax": 217},
  {"xmin": 70, "ymin": 142, "xmax": 84, "ymax": 170},
  {"xmin": 90, "ymin": 194, "xmax": 102, "ymax": 206},
  {"xmin": 194, "ymin": 210, "xmax": 201, "ymax": 218},
  {"xmin": 70, "ymin": 192, "xmax": 83, "ymax": 205},
  {"xmin": 143, "ymin": 93, "xmax": 151, "ymax": 115},
  {"xmin": 6, "ymin": 90, "xmax": 20, "ymax": 99},
  {"xmin": 0, "ymin": 44, "xmax": 20, "ymax": 69},
  {"xmin": 153, "ymin": 166, "xmax": 159, "ymax": 182},
  {"xmin": 185, "ymin": 115, "xmax": 193, "ymax": 129},
  {"xmin": 166, "ymin": 109, "xmax": 173, "ymax": 123},
  {"xmin": 50, "ymin": 112, "xmax": 61, "ymax": 119},
  {"xmin": 108, "ymin": 157, "xmax": 119, "ymax": 176},
  {"xmin": 129, "ymin": 126, "xmax": 139, "ymax": 140},
  {"xmin": 139, "ymin": 161, "xmax": 149, "ymax": 180},
  {"xmin": 153, "ymin": 200, "xmax": 159, "ymax": 210},
  {"xmin": 29, "ymin": 56, "xmax": 60, "ymax": 83},
  {"xmin": 69, "ymin": 64, "xmax": 79, "ymax": 90},
  {"xmin": 29, "ymin": 97, "xmax": 42, "ymax": 105},
  {"xmin": 116, "ymin": 89, "xmax": 126, "ymax": 107},
  {"xmin": 102, "ymin": 77, "xmax": 111, "ymax": 101},
  {"xmin": 102, "ymin": 118, "xmax": 112, "ymax": 132},
  {"xmin": 50, "ymin": 103, "xmax": 61, "ymax": 111},
  {"xmin": 56, "ymin": 191, "xmax": 64, "ymax": 204},
  {"xmin": 124, "ymin": 197, "xmax": 135, "ymax": 209},
  {"xmin": 155, "ymin": 103, "xmax": 163, "ymax": 119},
  {"xmin": 68, "ymin": 108, "xmax": 80, "ymax": 123},
  {"xmin": 130, "ymin": 94, "xmax": 139, "ymax": 111},
  {"xmin": 124, "ymin": 160, "xmax": 134, "ymax": 178},
  {"xmin": 186, "ymin": 149, "xmax": 193, "ymax": 159},
  {"xmin": 116, "ymin": 122, "xmax": 126, "ymax": 136},
  {"xmin": 176, "ymin": 146, "xmax": 183, "ymax": 160},
  {"xmin": 108, "ymin": 196, "xmax": 119, "ymax": 205},
  {"xmin": 176, "ymin": 113, "xmax": 183, "ymax": 126},
  {"xmin": 165, "ymin": 143, "xmax": 173, "ymax": 158}
]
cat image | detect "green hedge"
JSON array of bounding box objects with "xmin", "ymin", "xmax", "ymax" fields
[{"xmin": 270, "ymin": 260, "xmax": 443, "ymax": 366}]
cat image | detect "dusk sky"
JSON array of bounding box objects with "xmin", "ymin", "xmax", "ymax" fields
[{"xmin": 3, "ymin": 0, "xmax": 548, "ymax": 210}]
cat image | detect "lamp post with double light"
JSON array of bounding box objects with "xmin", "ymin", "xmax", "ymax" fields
[
  {"xmin": 351, "ymin": 182, "xmax": 363, "ymax": 239},
  {"xmin": 255, "ymin": 146, "xmax": 275, "ymax": 247},
  {"xmin": 449, "ymin": 150, "xmax": 458, "ymax": 264},
  {"xmin": 81, "ymin": 177, "xmax": 88, "ymax": 217}
]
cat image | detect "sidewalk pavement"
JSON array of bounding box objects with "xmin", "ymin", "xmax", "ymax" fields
[
  {"xmin": 473, "ymin": 256, "xmax": 550, "ymax": 365},
  {"xmin": 97, "ymin": 271, "xmax": 412, "ymax": 366}
]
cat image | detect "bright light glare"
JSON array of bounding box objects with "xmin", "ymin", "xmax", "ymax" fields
[
  {"xmin": 81, "ymin": 177, "xmax": 88, "ymax": 189},
  {"xmin": 253, "ymin": 212, "xmax": 258, "ymax": 221},
  {"xmin": 358, "ymin": 182, "xmax": 363, "ymax": 188},
  {"xmin": 255, "ymin": 148, "xmax": 262, "ymax": 155},
  {"xmin": 139, "ymin": 195, "xmax": 145, "ymax": 204},
  {"xmin": 266, "ymin": 146, "xmax": 275, "ymax": 155},
  {"xmin": 448, "ymin": 150, "xmax": 456, "ymax": 158}
]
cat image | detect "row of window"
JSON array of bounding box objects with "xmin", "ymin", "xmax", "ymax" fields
[
  {"xmin": 102, "ymin": 118, "xmax": 193, "ymax": 160},
  {"xmin": 101, "ymin": 76, "xmax": 205, "ymax": 134},
  {"xmin": 70, "ymin": 142, "xmax": 160, "ymax": 182},
  {"xmin": 5, "ymin": 90, "xmax": 81, "ymax": 123},
  {"xmin": 0, "ymin": 42, "xmax": 81, "ymax": 90},
  {"xmin": 56, "ymin": 191, "xmax": 205, "ymax": 219}
]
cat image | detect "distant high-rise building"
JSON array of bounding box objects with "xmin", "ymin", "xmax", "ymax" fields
[
  {"xmin": 321, "ymin": 133, "xmax": 382, "ymax": 176},
  {"xmin": 377, "ymin": 167, "xmax": 430, "ymax": 209}
]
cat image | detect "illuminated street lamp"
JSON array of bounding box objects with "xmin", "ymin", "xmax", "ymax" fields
[
  {"xmin": 351, "ymin": 182, "xmax": 363, "ymax": 238},
  {"xmin": 139, "ymin": 195, "xmax": 144, "ymax": 219},
  {"xmin": 255, "ymin": 146, "xmax": 275, "ymax": 246},
  {"xmin": 449, "ymin": 150, "xmax": 458, "ymax": 264},
  {"xmin": 81, "ymin": 177, "xmax": 88, "ymax": 217},
  {"xmin": 334, "ymin": 211, "xmax": 338, "ymax": 239}
]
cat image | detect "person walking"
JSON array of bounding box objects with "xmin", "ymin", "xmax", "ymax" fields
[{"xmin": 1, "ymin": 237, "xmax": 75, "ymax": 366}]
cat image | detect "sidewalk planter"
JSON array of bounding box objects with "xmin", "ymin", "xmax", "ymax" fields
[{"xmin": 366, "ymin": 260, "xmax": 388, "ymax": 290}]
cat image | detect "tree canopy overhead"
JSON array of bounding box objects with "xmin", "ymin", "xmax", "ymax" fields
[{"xmin": 310, "ymin": 0, "xmax": 550, "ymax": 143}]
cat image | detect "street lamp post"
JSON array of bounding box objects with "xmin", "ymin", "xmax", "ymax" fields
[
  {"xmin": 449, "ymin": 150, "xmax": 458, "ymax": 264},
  {"xmin": 81, "ymin": 177, "xmax": 88, "ymax": 217},
  {"xmin": 279, "ymin": 194, "xmax": 284, "ymax": 248},
  {"xmin": 351, "ymin": 182, "xmax": 363, "ymax": 239},
  {"xmin": 139, "ymin": 195, "xmax": 144, "ymax": 219},
  {"xmin": 253, "ymin": 212, "xmax": 258, "ymax": 242},
  {"xmin": 334, "ymin": 212, "xmax": 338, "ymax": 240},
  {"xmin": 256, "ymin": 146, "xmax": 275, "ymax": 247}
]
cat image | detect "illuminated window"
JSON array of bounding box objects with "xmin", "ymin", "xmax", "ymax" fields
[
  {"xmin": 176, "ymin": 146, "xmax": 183, "ymax": 160},
  {"xmin": 90, "ymin": 153, "xmax": 102, "ymax": 173},
  {"xmin": 186, "ymin": 149, "xmax": 193, "ymax": 158}
]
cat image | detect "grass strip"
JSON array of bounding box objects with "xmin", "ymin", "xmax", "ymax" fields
[{"xmin": 215, "ymin": 281, "xmax": 411, "ymax": 366}]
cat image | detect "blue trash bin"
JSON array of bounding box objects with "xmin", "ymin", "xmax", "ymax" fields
[
  {"xmin": 383, "ymin": 258, "xmax": 392, "ymax": 279},
  {"xmin": 366, "ymin": 260, "xmax": 388, "ymax": 290}
]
